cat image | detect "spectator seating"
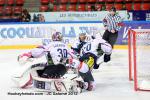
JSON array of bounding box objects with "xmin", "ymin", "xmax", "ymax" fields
[
  {"xmin": 70, "ymin": 0, "xmax": 78, "ymax": 4},
  {"xmin": 41, "ymin": 0, "xmax": 49, "ymax": 5},
  {"xmin": 105, "ymin": 3, "xmax": 114, "ymax": 11},
  {"xmin": 125, "ymin": 3, "xmax": 132, "ymax": 11},
  {"xmin": 0, "ymin": 0, "xmax": 5, "ymax": 6},
  {"xmin": 40, "ymin": 0, "xmax": 150, "ymax": 12},
  {"xmin": 60, "ymin": 0, "xmax": 68, "ymax": 4},
  {"xmin": 16, "ymin": 0, "xmax": 24, "ymax": 6},
  {"xmin": 107, "ymin": 0, "xmax": 115, "ymax": 3},
  {"xmin": 68, "ymin": 4, "xmax": 76, "ymax": 11},
  {"xmin": 7, "ymin": 0, "xmax": 15, "ymax": 6},
  {"xmin": 133, "ymin": 3, "xmax": 141, "ymax": 10},
  {"xmin": 115, "ymin": 0, "xmax": 124, "ymax": 2},
  {"xmin": 0, "ymin": 0, "xmax": 149, "ymax": 19},
  {"xmin": 86, "ymin": 4, "xmax": 92, "ymax": 11},
  {"xmin": 58, "ymin": 4, "xmax": 67, "ymax": 11},
  {"xmin": 0, "ymin": 0, "xmax": 25, "ymax": 19},
  {"xmin": 5, "ymin": 6, "xmax": 13, "ymax": 15},
  {"xmin": 39, "ymin": 5, "xmax": 49, "ymax": 12},
  {"xmin": 49, "ymin": 0, "xmax": 54, "ymax": 3},
  {"xmin": 14, "ymin": 6, "xmax": 22, "ymax": 15},
  {"xmin": 142, "ymin": 3, "xmax": 150, "ymax": 10},
  {"xmin": 79, "ymin": 0, "xmax": 86, "ymax": 3},
  {"xmin": 95, "ymin": 4, "xmax": 102, "ymax": 11},
  {"xmin": 53, "ymin": 5, "xmax": 57, "ymax": 11},
  {"xmin": 88, "ymin": 0, "xmax": 97, "ymax": 3},
  {"xmin": 77, "ymin": 4, "xmax": 86, "ymax": 11},
  {"xmin": 114, "ymin": 3, "xmax": 124, "ymax": 10}
]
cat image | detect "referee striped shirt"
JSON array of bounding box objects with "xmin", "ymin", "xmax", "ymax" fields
[{"xmin": 103, "ymin": 13, "xmax": 122, "ymax": 32}]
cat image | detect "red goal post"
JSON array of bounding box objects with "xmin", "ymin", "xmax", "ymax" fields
[{"xmin": 128, "ymin": 29, "xmax": 150, "ymax": 91}]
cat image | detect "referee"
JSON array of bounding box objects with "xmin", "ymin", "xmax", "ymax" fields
[{"xmin": 102, "ymin": 7, "xmax": 122, "ymax": 48}]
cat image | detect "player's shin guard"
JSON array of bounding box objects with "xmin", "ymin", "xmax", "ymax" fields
[
  {"xmin": 79, "ymin": 70, "xmax": 95, "ymax": 91},
  {"xmin": 79, "ymin": 70, "xmax": 94, "ymax": 82}
]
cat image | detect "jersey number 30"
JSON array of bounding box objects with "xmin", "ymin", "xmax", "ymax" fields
[{"xmin": 57, "ymin": 49, "xmax": 67, "ymax": 58}]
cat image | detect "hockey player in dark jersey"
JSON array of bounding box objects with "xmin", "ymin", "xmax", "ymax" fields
[{"xmin": 71, "ymin": 33, "xmax": 87, "ymax": 54}]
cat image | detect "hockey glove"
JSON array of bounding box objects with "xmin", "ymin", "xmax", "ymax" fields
[{"xmin": 104, "ymin": 54, "xmax": 111, "ymax": 62}]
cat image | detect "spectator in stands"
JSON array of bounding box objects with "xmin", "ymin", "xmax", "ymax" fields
[
  {"xmin": 102, "ymin": 7, "xmax": 122, "ymax": 48},
  {"xmin": 20, "ymin": 9, "xmax": 31, "ymax": 22},
  {"xmin": 38, "ymin": 14, "xmax": 45, "ymax": 22},
  {"xmin": 32, "ymin": 14, "xmax": 45, "ymax": 22},
  {"xmin": 32, "ymin": 14, "xmax": 39, "ymax": 22},
  {"xmin": 91, "ymin": 5, "xmax": 96, "ymax": 11}
]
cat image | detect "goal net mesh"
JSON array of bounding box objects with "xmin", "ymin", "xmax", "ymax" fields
[{"xmin": 128, "ymin": 29, "xmax": 150, "ymax": 91}]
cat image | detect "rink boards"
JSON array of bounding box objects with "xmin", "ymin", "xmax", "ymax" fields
[{"xmin": 0, "ymin": 21, "xmax": 149, "ymax": 50}]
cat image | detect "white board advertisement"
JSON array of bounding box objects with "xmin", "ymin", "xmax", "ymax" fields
[{"xmin": 0, "ymin": 22, "xmax": 104, "ymax": 47}]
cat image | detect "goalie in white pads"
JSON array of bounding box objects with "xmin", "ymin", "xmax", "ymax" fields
[{"xmin": 13, "ymin": 32, "xmax": 95, "ymax": 92}]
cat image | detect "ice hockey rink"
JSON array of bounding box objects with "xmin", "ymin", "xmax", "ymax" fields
[{"xmin": 0, "ymin": 49, "xmax": 150, "ymax": 100}]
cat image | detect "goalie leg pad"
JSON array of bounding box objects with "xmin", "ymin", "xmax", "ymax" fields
[
  {"xmin": 32, "ymin": 77, "xmax": 82, "ymax": 93},
  {"xmin": 31, "ymin": 64, "xmax": 82, "ymax": 93}
]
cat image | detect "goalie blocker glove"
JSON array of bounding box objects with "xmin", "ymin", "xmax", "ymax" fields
[{"xmin": 17, "ymin": 52, "xmax": 33, "ymax": 64}]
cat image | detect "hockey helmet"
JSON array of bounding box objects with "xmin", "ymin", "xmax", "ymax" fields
[
  {"xmin": 52, "ymin": 32, "xmax": 63, "ymax": 41},
  {"xmin": 79, "ymin": 33, "xmax": 87, "ymax": 41}
]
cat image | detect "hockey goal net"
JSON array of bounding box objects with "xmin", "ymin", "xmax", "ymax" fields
[{"xmin": 128, "ymin": 29, "xmax": 150, "ymax": 91}]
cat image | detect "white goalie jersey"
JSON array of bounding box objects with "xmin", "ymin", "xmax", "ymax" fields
[{"xmin": 31, "ymin": 41, "xmax": 73, "ymax": 65}]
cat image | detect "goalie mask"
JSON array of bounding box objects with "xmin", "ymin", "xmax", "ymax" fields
[{"xmin": 52, "ymin": 32, "xmax": 63, "ymax": 41}]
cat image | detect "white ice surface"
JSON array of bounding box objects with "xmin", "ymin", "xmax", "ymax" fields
[{"xmin": 0, "ymin": 49, "xmax": 150, "ymax": 100}]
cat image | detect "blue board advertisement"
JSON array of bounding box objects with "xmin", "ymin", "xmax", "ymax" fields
[{"xmin": 116, "ymin": 21, "xmax": 150, "ymax": 45}]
